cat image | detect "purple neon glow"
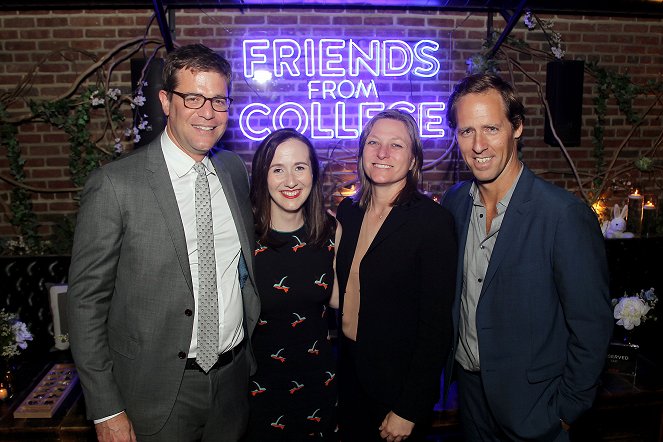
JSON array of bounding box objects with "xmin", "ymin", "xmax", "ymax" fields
[{"xmin": 239, "ymin": 38, "xmax": 447, "ymax": 141}]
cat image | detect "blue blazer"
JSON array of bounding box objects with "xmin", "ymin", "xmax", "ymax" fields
[{"xmin": 441, "ymin": 166, "xmax": 613, "ymax": 440}]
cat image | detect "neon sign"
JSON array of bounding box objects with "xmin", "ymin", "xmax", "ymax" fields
[{"xmin": 239, "ymin": 38, "xmax": 447, "ymax": 141}]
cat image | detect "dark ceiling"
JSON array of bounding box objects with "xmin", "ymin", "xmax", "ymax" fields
[{"xmin": 1, "ymin": 0, "xmax": 662, "ymax": 17}]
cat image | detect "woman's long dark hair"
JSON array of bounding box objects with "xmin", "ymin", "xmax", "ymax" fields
[{"xmin": 250, "ymin": 128, "xmax": 333, "ymax": 247}]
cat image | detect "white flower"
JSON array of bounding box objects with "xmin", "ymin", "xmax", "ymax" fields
[
  {"xmin": 131, "ymin": 95, "xmax": 146, "ymax": 109},
  {"xmin": 0, "ymin": 310, "xmax": 32, "ymax": 358},
  {"xmin": 133, "ymin": 133, "xmax": 141, "ymax": 143},
  {"xmin": 642, "ymin": 287, "xmax": 657, "ymax": 304},
  {"xmin": 524, "ymin": 11, "xmax": 536, "ymax": 30},
  {"xmin": 614, "ymin": 296, "xmax": 651, "ymax": 330},
  {"xmin": 106, "ymin": 88, "xmax": 122, "ymax": 101},
  {"xmin": 91, "ymin": 97, "xmax": 105, "ymax": 106},
  {"xmin": 138, "ymin": 120, "xmax": 148, "ymax": 130},
  {"xmin": 124, "ymin": 128, "xmax": 132, "ymax": 137},
  {"xmin": 12, "ymin": 321, "xmax": 32, "ymax": 349},
  {"xmin": 551, "ymin": 46, "xmax": 566, "ymax": 59}
]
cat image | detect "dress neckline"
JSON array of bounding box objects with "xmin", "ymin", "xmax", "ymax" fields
[{"xmin": 269, "ymin": 225, "xmax": 306, "ymax": 236}]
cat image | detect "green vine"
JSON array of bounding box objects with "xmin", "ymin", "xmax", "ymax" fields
[
  {"xmin": 467, "ymin": 13, "xmax": 663, "ymax": 206},
  {"xmin": 1, "ymin": 85, "xmax": 140, "ymax": 255},
  {"xmin": 0, "ymin": 39, "xmax": 162, "ymax": 255},
  {"xmin": 466, "ymin": 31, "xmax": 532, "ymax": 75},
  {"xmin": 586, "ymin": 61, "xmax": 663, "ymax": 190},
  {"xmin": 0, "ymin": 104, "xmax": 41, "ymax": 253},
  {"xmin": 29, "ymin": 86, "xmax": 121, "ymax": 188}
]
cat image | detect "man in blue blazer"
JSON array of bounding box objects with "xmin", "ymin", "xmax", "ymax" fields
[{"xmin": 441, "ymin": 74, "xmax": 613, "ymax": 441}]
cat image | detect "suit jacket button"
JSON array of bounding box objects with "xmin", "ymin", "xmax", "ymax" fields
[
  {"xmin": 178, "ymin": 351, "xmax": 187, "ymax": 359},
  {"xmin": 184, "ymin": 309, "xmax": 193, "ymax": 316}
]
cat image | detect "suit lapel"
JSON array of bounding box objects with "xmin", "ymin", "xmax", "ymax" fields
[
  {"xmin": 455, "ymin": 187, "xmax": 473, "ymax": 272},
  {"xmin": 209, "ymin": 151, "xmax": 255, "ymax": 278},
  {"xmin": 366, "ymin": 196, "xmax": 418, "ymax": 255},
  {"xmin": 450, "ymin": 184, "xmax": 473, "ymax": 331},
  {"xmin": 144, "ymin": 140, "xmax": 193, "ymax": 291},
  {"xmin": 360, "ymin": 194, "xmax": 425, "ymax": 254},
  {"xmin": 480, "ymin": 168, "xmax": 535, "ymax": 293}
]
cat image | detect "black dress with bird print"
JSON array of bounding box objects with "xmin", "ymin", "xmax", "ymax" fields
[{"xmin": 245, "ymin": 226, "xmax": 337, "ymax": 441}]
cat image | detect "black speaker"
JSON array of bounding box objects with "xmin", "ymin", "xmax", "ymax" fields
[
  {"xmin": 130, "ymin": 58, "xmax": 166, "ymax": 148},
  {"xmin": 544, "ymin": 60, "xmax": 584, "ymax": 147}
]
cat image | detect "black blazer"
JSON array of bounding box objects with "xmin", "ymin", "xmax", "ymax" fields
[{"xmin": 336, "ymin": 192, "xmax": 457, "ymax": 423}]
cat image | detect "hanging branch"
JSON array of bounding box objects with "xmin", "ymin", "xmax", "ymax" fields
[
  {"xmin": 592, "ymin": 93, "xmax": 663, "ymax": 200},
  {"xmin": 503, "ymin": 55, "xmax": 593, "ymax": 203},
  {"xmin": 489, "ymin": 14, "xmax": 663, "ymax": 206},
  {"xmin": 0, "ymin": 174, "xmax": 81, "ymax": 194},
  {"xmin": 0, "ymin": 36, "xmax": 165, "ymax": 254}
]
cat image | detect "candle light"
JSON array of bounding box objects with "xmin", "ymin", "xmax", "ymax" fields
[
  {"xmin": 0, "ymin": 387, "xmax": 8, "ymax": 401},
  {"xmin": 642, "ymin": 199, "xmax": 657, "ymax": 237},
  {"xmin": 339, "ymin": 184, "xmax": 356, "ymax": 197},
  {"xmin": 625, "ymin": 190, "xmax": 644, "ymax": 235},
  {"xmin": 592, "ymin": 199, "xmax": 609, "ymax": 225}
]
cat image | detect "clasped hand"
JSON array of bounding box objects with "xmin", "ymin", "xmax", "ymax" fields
[{"xmin": 379, "ymin": 411, "xmax": 414, "ymax": 442}]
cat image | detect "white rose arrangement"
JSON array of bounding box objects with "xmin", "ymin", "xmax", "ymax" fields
[
  {"xmin": 612, "ymin": 288, "xmax": 657, "ymax": 331},
  {"xmin": 0, "ymin": 310, "xmax": 33, "ymax": 358}
]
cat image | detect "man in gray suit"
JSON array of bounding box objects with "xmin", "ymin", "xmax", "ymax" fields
[{"xmin": 67, "ymin": 44, "xmax": 260, "ymax": 442}]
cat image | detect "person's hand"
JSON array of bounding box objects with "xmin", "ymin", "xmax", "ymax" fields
[
  {"xmin": 379, "ymin": 411, "xmax": 415, "ymax": 442},
  {"xmin": 560, "ymin": 419, "xmax": 571, "ymax": 432},
  {"xmin": 95, "ymin": 412, "xmax": 136, "ymax": 442}
]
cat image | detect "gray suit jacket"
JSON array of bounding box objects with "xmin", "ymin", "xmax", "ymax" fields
[{"xmin": 67, "ymin": 137, "xmax": 260, "ymax": 435}]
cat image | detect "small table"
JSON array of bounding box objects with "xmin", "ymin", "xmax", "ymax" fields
[{"xmin": 0, "ymin": 358, "xmax": 95, "ymax": 442}]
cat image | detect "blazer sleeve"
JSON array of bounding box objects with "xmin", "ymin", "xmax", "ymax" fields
[
  {"xmin": 553, "ymin": 200, "xmax": 613, "ymax": 424},
  {"xmin": 67, "ymin": 168, "xmax": 126, "ymax": 420},
  {"xmin": 393, "ymin": 204, "xmax": 457, "ymax": 423}
]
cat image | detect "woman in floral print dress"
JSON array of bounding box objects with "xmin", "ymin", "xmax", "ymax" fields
[{"xmin": 244, "ymin": 128, "xmax": 337, "ymax": 441}]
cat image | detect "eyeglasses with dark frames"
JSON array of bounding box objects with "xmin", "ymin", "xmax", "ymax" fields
[{"xmin": 167, "ymin": 90, "xmax": 233, "ymax": 112}]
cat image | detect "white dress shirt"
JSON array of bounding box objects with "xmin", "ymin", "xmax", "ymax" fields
[{"xmin": 161, "ymin": 131, "xmax": 245, "ymax": 357}]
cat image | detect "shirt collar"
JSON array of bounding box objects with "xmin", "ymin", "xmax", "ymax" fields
[
  {"xmin": 160, "ymin": 130, "xmax": 215, "ymax": 178},
  {"xmin": 468, "ymin": 162, "xmax": 524, "ymax": 210}
]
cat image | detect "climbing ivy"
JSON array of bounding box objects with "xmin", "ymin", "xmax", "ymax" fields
[
  {"xmin": 0, "ymin": 104, "xmax": 41, "ymax": 253},
  {"xmin": 586, "ymin": 61, "xmax": 663, "ymax": 189},
  {"xmin": 1, "ymin": 86, "xmax": 129, "ymax": 255},
  {"xmin": 29, "ymin": 86, "xmax": 119, "ymax": 188}
]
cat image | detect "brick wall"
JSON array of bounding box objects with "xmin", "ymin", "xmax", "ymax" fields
[{"xmin": 1, "ymin": 7, "xmax": 662, "ymax": 245}]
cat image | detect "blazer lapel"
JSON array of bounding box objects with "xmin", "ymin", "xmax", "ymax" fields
[
  {"xmin": 209, "ymin": 152, "xmax": 255, "ymax": 279},
  {"xmin": 144, "ymin": 140, "xmax": 193, "ymax": 291},
  {"xmin": 366, "ymin": 196, "xmax": 418, "ymax": 255},
  {"xmin": 455, "ymin": 187, "xmax": 473, "ymax": 273},
  {"xmin": 451, "ymin": 184, "xmax": 473, "ymax": 331},
  {"xmin": 480, "ymin": 167, "xmax": 535, "ymax": 293}
]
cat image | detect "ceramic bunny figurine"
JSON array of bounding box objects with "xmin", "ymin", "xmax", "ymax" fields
[{"xmin": 602, "ymin": 204, "xmax": 635, "ymax": 239}]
